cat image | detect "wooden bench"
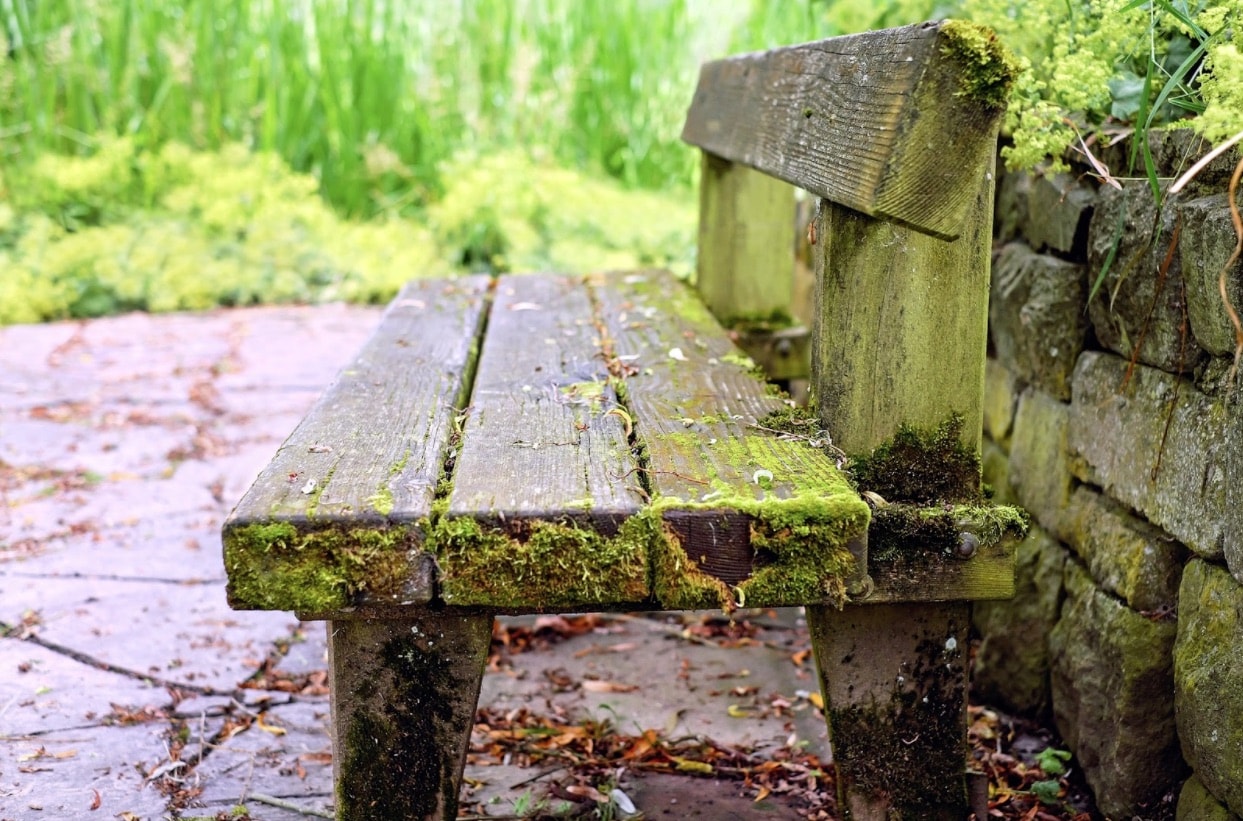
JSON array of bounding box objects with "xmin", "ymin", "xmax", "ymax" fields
[{"xmin": 223, "ymin": 20, "xmax": 1022, "ymax": 821}]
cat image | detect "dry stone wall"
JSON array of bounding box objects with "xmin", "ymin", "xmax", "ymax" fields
[{"xmin": 977, "ymin": 131, "xmax": 1243, "ymax": 820}]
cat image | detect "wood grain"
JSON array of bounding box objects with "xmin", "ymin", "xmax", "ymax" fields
[
  {"xmin": 446, "ymin": 274, "xmax": 643, "ymax": 526},
  {"xmin": 681, "ymin": 21, "xmax": 1011, "ymax": 240},
  {"xmin": 695, "ymin": 153, "xmax": 795, "ymax": 326},
  {"xmin": 591, "ymin": 269, "xmax": 867, "ymax": 593},
  {"xmin": 226, "ymin": 277, "xmax": 491, "ymax": 530}
]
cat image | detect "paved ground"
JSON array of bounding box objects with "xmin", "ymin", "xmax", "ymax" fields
[{"xmin": 0, "ymin": 305, "xmax": 832, "ymax": 820}]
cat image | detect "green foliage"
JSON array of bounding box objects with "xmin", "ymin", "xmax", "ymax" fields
[
  {"xmin": 0, "ymin": 139, "xmax": 451, "ymax": 324},
  {"xmin": 957, "ymin": 0, "xmax": 1242, "ymax": 171},
  {"xmin": 1035, "ymin": 745, "xmax": 1072, "ymax": 776},
  {"xmin": 427, "ymin": 149, "xmax": 695, "ymax": 275},
  {"xmin": 0, "ymin": 140, "xmax": 695, "ymax": 325},
  {"xmin": 0, "ymin": 0, "xmax": 818, "ymax": 211}
]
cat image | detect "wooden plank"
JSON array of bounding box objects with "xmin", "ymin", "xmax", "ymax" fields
[
  {"xmin": 223, "ymin": 276, "xmax": 491, "ymax": 613},
  {"xmin": 813, "ymin": 165, "xmax": 996, "ymax": 458},
  {"xmin": 438, "ymin": 274, "xmax": 649, "ymax": 608},
  {"xmin": 681, "ymin": 20, "xmax": 1015, "ymax": 240},
  {"xmin": 695, "ymin": 154, "xmax": 795, "ymax": 326},
  {"xmin": 806, "ymin": 603, "xmax": 972, "ymax": 819},
  {"xmin": 591, "ymin": 270, "xmax": 870, "ymax": 610},
  {"xmin": 329, "ymin": 613, "xmax": 492, "ymax": 821},
  {"xmin": 805, "ymin": 114, "xmax": 1001, "ymax": 818}
]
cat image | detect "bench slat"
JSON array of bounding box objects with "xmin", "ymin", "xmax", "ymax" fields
[
  {"xmin": 592, "ymin": 270, "xmax": 870, "ymax": 609},
  {"xmin": 223, "ymin": 276, "xmax": 491, "ymax": 612},
  {"xmin": 681, "ymin": 20, "xmax": 1014, "ymax": 240},
  {"xmin": 437, "ymin": 274, "xmax": 648, "ymax": 607}
]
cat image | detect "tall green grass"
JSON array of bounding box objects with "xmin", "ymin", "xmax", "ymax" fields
[{"xmin": 0, "ymin": 0, "xmax": 842, "ymax": 216}]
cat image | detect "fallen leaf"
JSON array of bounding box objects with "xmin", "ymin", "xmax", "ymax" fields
[
  {"xmin": 565, "ymin": 784, "xmax": 609, "ymax": 803},
  {"xmin": 754, "ymin": 785, "xmax": 772, "ymax": 802},
  {"xmin": 673, "ymin": 756, "xmax": 714, "ymax": 774},
  {"xmin": 256, "ymin": 712, "xmax": 287, "ymax": 736},
  {"xmin": 726, "ymin": 704, "xmax": 753, "ymax": 718},
  {"xmin": 89, "ymin": 789, "xmax": 101, "ymax": 810},
  {"xmin": 581, "ymin": 679, "xmax": 638, "ymax": 694}
]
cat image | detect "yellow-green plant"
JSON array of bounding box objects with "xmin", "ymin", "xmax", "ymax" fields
[{"xmin": 958, "ymin": 0, "xmax": 1242, "ymax": 172}]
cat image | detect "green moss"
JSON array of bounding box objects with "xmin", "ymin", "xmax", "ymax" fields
[
  {"xmin": 849, "ymin": 413, "xmax": 981, "ymax": 505},
  {"xmin": 305, "ymin": 462, "xmax": 337, "ymax": 518},
  {"xmin": 368, "ymin": 487, "xmax": 395, "ymax": 516},
  {"xmin": 432, "ymin": 515, "xmax": 651, "ymax": 607},
  {"xmin": 869, "ymin": 502, "xmax": 1027, "ymax": 562},
  {"xmin": 648, "ymin": 491, "xmax": 868, "ymax": 610},
  {"xmin": 649, "ymin": 517, "xmax": 734, "ymax": 611},
  {"xmin": 223, "ymin": 522, "xmax": 414, "ymax": 612},
  {"xmin": 368, "ymin": 450, "xmax": 412, "ymax": 516},
  {"xmin": 725, "ymin": 308, "xmax": 796, "ymax": 334},
  {"xmin": 940, "ymin": 20, "xmax": 1021, "ymax": 110}
]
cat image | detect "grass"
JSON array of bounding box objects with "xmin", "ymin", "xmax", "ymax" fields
[{"xmin": 0, "ymin": 0, "xmax": 840, "ymax": 217}]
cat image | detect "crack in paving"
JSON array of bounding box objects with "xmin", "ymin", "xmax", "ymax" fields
[{"xmin": 0, "ymin": 572, "xmax": 224, "ymax": 585}]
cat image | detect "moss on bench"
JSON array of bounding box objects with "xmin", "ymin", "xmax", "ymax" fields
[{"xmin": 224, "ymin": 522, "xmax": 416, "ymax": 612}]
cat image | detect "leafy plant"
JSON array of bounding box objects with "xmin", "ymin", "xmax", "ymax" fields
[{"xmin": 956, "ymin": 0, "xmax": 1242, "ymax": 172}]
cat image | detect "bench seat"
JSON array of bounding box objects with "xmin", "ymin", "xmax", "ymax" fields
[{"xmin": 224, "ymin": 270, "xmax": 1018, "ymax": 619}]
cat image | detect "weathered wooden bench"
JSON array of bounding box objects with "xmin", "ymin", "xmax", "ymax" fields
[{"xmin": 223, "ymin": 20, "xmax": 1023, "ymax": 821}]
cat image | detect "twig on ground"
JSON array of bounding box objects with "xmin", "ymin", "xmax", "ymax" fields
[{"xmin": 249, "ymin": 792, "xmax": 333, "ymax": 818}]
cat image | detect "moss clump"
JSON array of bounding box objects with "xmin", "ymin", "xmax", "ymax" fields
[
  {"xmin": 725, "ymin": 308, "xmax": 796, "ymax": 334},
  {"xmin": 940, "ymin": 20, "xmax": 1021, "ymax": 111},
  {"xmin": 432, "ymin": 515, "xmax": 651, "ymax": 608},
  {"xmin": 224, "ymin": 522, "xmax": 414, "ymax": 612},
  {"xmin": 849, "ymin": 414, "xmax": 981, "ymax": 505},
  {"xmin": 650, "ymin": 518, "xmax": 734, "ymax": 611},
  {"xmin": 650, "ymin": 492, "xmax": 869, "ymax": 610}
]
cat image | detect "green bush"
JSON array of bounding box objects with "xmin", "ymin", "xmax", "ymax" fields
[{"xmin": 0, "ymin": 140, "xmax": 694, "ymax": 326}]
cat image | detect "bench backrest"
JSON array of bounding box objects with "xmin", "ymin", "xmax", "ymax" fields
[{"xmin": 681, "ymin": 19, "xmax": 1016, "ymax": 462}]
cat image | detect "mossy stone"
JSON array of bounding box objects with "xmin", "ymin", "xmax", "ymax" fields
[
  {"xmin": 1175, "ymin": 560, "xmax": 1243, "ymax": 817},
  {"xmin": 1049, "ymin": 560, "xmax": 1183, "ymax": 818},
  {"xmin": 989, "ymin": 242, "xmax": 1088, "ymax": 401},
  {"xmin": 973, "ymin": 525, "xmax": 1067, "ymax": 715},
  {"xmin": 1178, "ymin": 774, "xmax": 1242, "ymax": 821},
  {"xmin": 1062, "ymin": 485, "xmax": 1185, "ymax": 612}
]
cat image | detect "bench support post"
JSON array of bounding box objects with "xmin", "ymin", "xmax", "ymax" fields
[
  {"xmin": 696, "ymin": 152, "xmax": 808, "ymax": 381},
  {"xmin": 808, "ymin": 152, "xmax": 996, "ymax": 818},
  {"xmin": 328, "ymin": 613, "xmax": 492, "ymax": 821}
]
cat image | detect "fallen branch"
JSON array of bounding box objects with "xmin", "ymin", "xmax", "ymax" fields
[{"xmin": 248, "ymin": 792, "xmax": 333, "ymax": 819}]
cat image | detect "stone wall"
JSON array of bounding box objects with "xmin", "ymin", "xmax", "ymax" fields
[{"xmin": 976, "ymin": 131, "xmax": 1243, "ymax": 820}]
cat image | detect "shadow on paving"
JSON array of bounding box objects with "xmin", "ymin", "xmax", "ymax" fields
[{"xmin": 0, "ymin": 306, "xmax": 1092, "ymax": 821}]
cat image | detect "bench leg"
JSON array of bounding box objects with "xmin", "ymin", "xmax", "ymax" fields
[
  {"xmin": 807, "ymin": 602, "xmax": 970, "ymax": 821},
  {"xmin": 327, "ymin": 613, "xmax": 492, "ymax": 821}
]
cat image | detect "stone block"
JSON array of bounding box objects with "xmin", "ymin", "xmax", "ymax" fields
[
  {"xmin": 1179, "ymin": 774, "xmax": 1242, "ymax": 821},
  {"xmin": 982, "ymin": 439, "xmax": 1016, "ymax": 507},
  {"xmin": 983, "ymin": 358, "xmax": 1019, "ymax": 447},
  {"xmin": 1008, "ymin": 387, "xmax": 1074, "ymax": 542},
  {"xmin": 1024, "ymin": 172, "xmax": 1096, "ymax": 256},
  {"xmin": 1049, "ymin": 560, "xmax": 1183, "ymax": 818},
  {"xmin": 1179, "ymin": 195, "xmax": 1243, "ymax": 357},
  {"xmin": 1069, "ymin": 351, "xmax": 1236, "ymax": 562},
  {"xmin": 1062, "ymin": 485, "xmax": 1186, "ymax": 613},
  {"xmin": 1087, "ymin": 184, "xmax": 1204, "ymax": 373},
  {"xmin": 1176, "ymin": 560, "xmax": 1243, "ymax": 817},
  {"xmin": 972, "ymin": 525, "xmax": 1066, "ymax": 715},
  {"xmin": 990, "ymin": 243, "xmax": 1089, "ymax": 400},
  {"xmin": 994, "ymin": 164, "xmax": 1031, "ymax": 244}
]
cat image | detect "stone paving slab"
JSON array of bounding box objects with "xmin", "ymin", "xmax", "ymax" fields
[{"xmin": 0, "ymin": 304, "xmax": 832, "ymax": 820}]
